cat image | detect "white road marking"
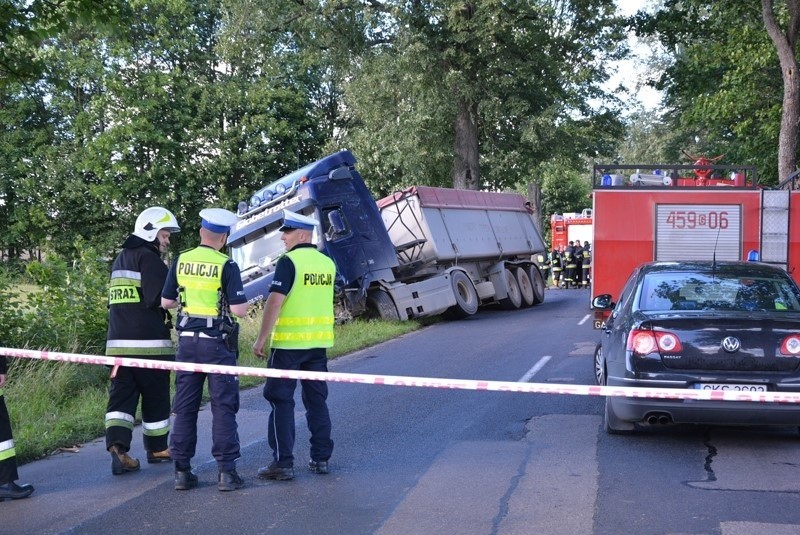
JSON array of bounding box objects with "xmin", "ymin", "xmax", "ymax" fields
[
  {"xmin": 578, "ymin": 313, "xmax": 591, "ymax": 325},
  {"xmin": 518, "ymin": 356, "xmax": 552, "ymax": 383}
]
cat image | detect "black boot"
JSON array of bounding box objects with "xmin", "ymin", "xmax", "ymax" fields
[{"xmin": 0, "ymin": 481, "xmax": 34, "ymax": 501}]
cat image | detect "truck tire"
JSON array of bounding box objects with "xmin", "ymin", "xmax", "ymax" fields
[
  {"xmin": 367, "ymin": 290, "xmax": 400, "ymax": 321},
  {"xmin": 514, "ymin": 267, "xmax": 535, "ymax": 308},
  {"xmin": 499, "ymin": 269, "xmax": 522, "ymax": 310},
  {"xmin": 444, "ymin": 270, "xmax": 479, "ymax": 319},
  {"xmin": 528, "ymin": 265, "xmax": 545, "ymax": 305}
]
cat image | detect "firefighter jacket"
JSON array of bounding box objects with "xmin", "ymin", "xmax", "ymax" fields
[
  {"xmin": 271, "ymin": 247, "xmax": 335, "ymax": 350},
  {"xmin": 106, "ymin": 236, "xmax": 174, "ymax": 357}
]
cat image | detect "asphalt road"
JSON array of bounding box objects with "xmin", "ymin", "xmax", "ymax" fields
[{"xmin": 4, "ymin": 288, "xmax": 800, "ymax": 534}]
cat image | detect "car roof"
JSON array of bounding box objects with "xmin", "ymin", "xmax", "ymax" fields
[{"xmin": 637, "ymin": 261, "xmax": 788, "ymax": 277}]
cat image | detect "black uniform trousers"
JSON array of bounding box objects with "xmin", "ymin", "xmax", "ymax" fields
[
  {"xmin": 263, "ymin": 347, "xmax": 333, "ymax": 468},
  {"xmin": 170, "ymin": 335, "xmax": 240, "ymax": 472},
  {"xmin": 0, "ymin": 392, "xmax": 19, "ymax": 485},
  {"xmin": 105, "ymin": 362, "xmax": 172, "ymax": 453}
]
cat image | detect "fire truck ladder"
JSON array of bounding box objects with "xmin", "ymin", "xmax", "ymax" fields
[{"xmin": 760, "ymin": 189, "xmax": 789, "ymax": 271}]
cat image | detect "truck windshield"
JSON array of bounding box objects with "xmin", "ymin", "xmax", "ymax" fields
[{"xmin": 229, "ymin": 228, "xmax": 285, "ymax": 272}]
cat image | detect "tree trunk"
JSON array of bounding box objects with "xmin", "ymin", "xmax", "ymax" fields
[
  {"xmin": 527, "ymin": 181, "xmax": 543, "ymax": 235},
  {"xmin": 452, "ymin": 98, "xmax": 480, "ymax": 190},
  {"xmin": 762, "ymin": 0, "xmax": 800, "ymax": 184}
]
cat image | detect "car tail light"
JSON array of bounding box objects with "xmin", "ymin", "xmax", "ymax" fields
[
  {"xmin": 779, "ymin": 335, "xmax": 800, "ymax": 356},
  {"xmin": 627, "ymin": 329, "xmax": 682, "ymax": 355}
]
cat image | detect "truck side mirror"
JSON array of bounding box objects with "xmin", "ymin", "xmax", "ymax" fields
[
  {"xmin": 327, "ymin": 210, "xmax": 346, "ymax": 239},
  {"xmin": 329, "ymin": 167, "xmax": 353, "ymax": 181}
]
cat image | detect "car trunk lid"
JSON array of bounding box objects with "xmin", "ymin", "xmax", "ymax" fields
[{"xmin": 644, "ymin": 314, "xmax": 800, "ymax": 372}]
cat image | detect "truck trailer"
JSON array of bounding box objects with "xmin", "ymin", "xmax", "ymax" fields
[
  {"xmin": 227, "ymin": 150, "xmax": 548, "ymax": 322},
  {"xmin": 589, "ymin": 161, "xmax": 800, "ymax": 328}
]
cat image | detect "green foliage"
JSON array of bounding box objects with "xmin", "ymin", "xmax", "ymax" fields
[
  {"xmin": 22, "ymin": 241, "xmax": 109, "ymax": 353},
  {"xmin": 335, "ymin": 0, "xmax": 628, "ymax": 192},
  {"xmin": 635, "ymin": 0, "xmax": 787, "ymax": 183},
  {"xmin": 539, "ymin": 160, "xmax": 592, "ymax": 223}
]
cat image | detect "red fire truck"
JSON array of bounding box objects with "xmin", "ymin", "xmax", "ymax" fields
[
  {"xmin": 550, "ymin": 209, "xmax": 593, "ymax": 252},
  {"xmin": 590, "ymin": 158, "xmax": 800, "ymax": 328}
]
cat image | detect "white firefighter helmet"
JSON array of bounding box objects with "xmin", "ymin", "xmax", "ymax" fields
[{"xmin": 133, "ymin": 207, "xmax": 181, "ymax": 242}]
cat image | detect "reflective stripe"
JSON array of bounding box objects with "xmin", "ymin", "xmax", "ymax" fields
[
  {"xmin": 179, "ymin": 331, "xmax": 219, "ymax": 338},
  {"xmin": 107, "ymin": 339, "xmax": 174, "ymax": 348},
  {"xmin": 142, "ymin": 418, "xmax": 170, "ymax": 437},
  {"xmin": 275, "ymin": 316, "xmax": 335, "ymax": 326},
  {"xmin": 111, "ymin": 269, "xmax": 142, "ymax": 283},
  {"xmin": 0, "ymin": 439, "xmax": 15, "ymax": 461},
  {"xmin": 272, "ymin": 331, "xmax": 335, "ymax": 342},
  {"xmin": 106, "ymin": 338, "xmax": 174, "ymax": 356},
  {"xmin": 105, "ymin": 411, "xmax": 135, "ymax": 430}
]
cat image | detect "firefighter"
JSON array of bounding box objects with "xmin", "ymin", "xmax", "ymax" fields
[
  {"xmin": 0, "ymin": 356, "xmax": 34, "ymax": 501},
  {"xmin": 550, "ymin": 248, "xmax": 563, "ymax": 288},
  {"xmin": 563, "ymin": 241, "xmax": 577, "ymax": 288},
  {"xmin": 105, "ymin": 206, "xmax": 180, "ymax": 476},
  {"xmin": 574, "ymin": 241, "xmax": 584, "ymax": 288},
  {"xmin": 161, "ymin": 208, "xmax": 249, "ymax": 492},
  {"xmin": 536, "ymin": 252, "xmax": 551, "ymax": 285},
  {"xmin": 581, "ymin": 241, "xmax": 591, "ymax": 287},
  {"xmin": 253, "ymin": 211, "xmax": 336, "ymax": 481}
]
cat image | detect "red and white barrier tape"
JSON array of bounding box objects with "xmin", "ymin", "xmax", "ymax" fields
[{"xmin": 2, "ymin": 346, "xmax": 800, "ymax": 403}]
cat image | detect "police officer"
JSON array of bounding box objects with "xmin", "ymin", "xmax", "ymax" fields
[
  {"xmin": 0, "ymin": 356, "xmax": 34, "ymax": 501},
  {"xmin": 105, "ymin": 207, "xmax": 180, "ymax": 476},
  {"xmin": 253, "ymin": 210, "xmax": 336, "ymax": 481},
  {"xmin": 161, "ymin": 208, "xmax": 249, "ymax": 491}
]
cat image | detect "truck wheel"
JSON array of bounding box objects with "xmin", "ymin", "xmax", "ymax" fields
[
  {"xmin": 528, "ymin": 265, "xmax": 545, "ymax": 305},
  {"xmin": 367, "ymin": 290, "xmax": 400, "ymax": 321},
  {"xmin": 515, "ymin": 267, "xmax": 535, "ymax": 308},
  {"xmin": 445, "ymin": 270, "xmax": 479, "ymax": 319},
  {"xmin": 499, "ymin": 269, "xmax": 522, "ymax": 310}
]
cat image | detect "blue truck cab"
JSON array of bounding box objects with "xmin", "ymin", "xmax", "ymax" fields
[{"xmin": 226, "ymin": 150, "xmax": 399, "ymax": 316}]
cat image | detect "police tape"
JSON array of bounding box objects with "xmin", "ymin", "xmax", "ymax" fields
[{"xmin": 2, "ymin": 346, "xmax": 800, "ymax": 404}]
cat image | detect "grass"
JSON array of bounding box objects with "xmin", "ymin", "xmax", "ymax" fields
[{"xmin": 5, "ymin": 314, "xmax": 428, "ymax": 463}]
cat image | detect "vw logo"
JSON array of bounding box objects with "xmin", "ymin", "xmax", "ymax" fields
[{"xmin": 721, "ymin": 336, "xmax": 741, "ymax": 353}]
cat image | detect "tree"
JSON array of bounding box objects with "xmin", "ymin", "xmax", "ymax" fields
[
  {"xmin": 635, "ymin": 1, "xmax": 790, "ymax": 184},
  {"xmin": 345, "ymin": 0, "xmax": 628, "ymax": 192},
  {"xmin": 761, "ymin": 0, "xmax": 800, "ymax": 183}
]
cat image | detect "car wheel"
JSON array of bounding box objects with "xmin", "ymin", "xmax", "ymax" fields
[
  {"xmin": 604, "ymin": 397, "xmax": 635, "ymax": 435},
  {"xmin": 593, "ymin": 344, "xmax": 605, "ymax": 386}
]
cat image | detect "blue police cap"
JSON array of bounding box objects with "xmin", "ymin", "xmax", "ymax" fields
[
  {"xmin": 279, "ymin": 210, "xmax": 318, "ymax": 232},
  {"xmin": 200, "ymin": 208, "xmax": 238, "ymax": 234}
]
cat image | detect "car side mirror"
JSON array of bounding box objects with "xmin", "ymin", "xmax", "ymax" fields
[{"xmin": 592, "ymin": 294, "xmax": 614, "ymax": 310}]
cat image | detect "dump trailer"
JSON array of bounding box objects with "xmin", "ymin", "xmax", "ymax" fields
[{"xmin": 227, "ymin": 150, "xmax": 548, "ymax": 322}]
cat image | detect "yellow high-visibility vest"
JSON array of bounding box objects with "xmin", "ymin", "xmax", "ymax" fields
[{"xmin": 272, "ymin": 247, "xmax": 335, "ymax": 349}]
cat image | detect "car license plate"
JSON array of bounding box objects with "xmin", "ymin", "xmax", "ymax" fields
[{"xmin": 696, "ymin": 383, "xmax": 767, "ymax": 392}]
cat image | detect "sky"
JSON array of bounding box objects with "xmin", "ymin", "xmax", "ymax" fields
[{"xmin": 612, "ymin": 0, "xmax": 663, "ymax": 112}]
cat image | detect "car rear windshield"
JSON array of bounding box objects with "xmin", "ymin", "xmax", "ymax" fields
[{"xmin": 638, "ymin": 271, "xmax": 800, "ymax": 312}]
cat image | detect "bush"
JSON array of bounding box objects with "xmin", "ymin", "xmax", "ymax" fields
[{"xmin": 22, "ymin": 239, "xmax": 109, "ymax": 354}]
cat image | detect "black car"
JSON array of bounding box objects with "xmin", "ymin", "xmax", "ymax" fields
[{"xmin": 592, "ymin": 261, "xmax": 800, "ymax": 434}]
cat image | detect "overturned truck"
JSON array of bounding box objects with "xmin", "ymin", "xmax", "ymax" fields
[{"xmin": 227, "ymin": 150, "xmax": 547, "ymax": 321}]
